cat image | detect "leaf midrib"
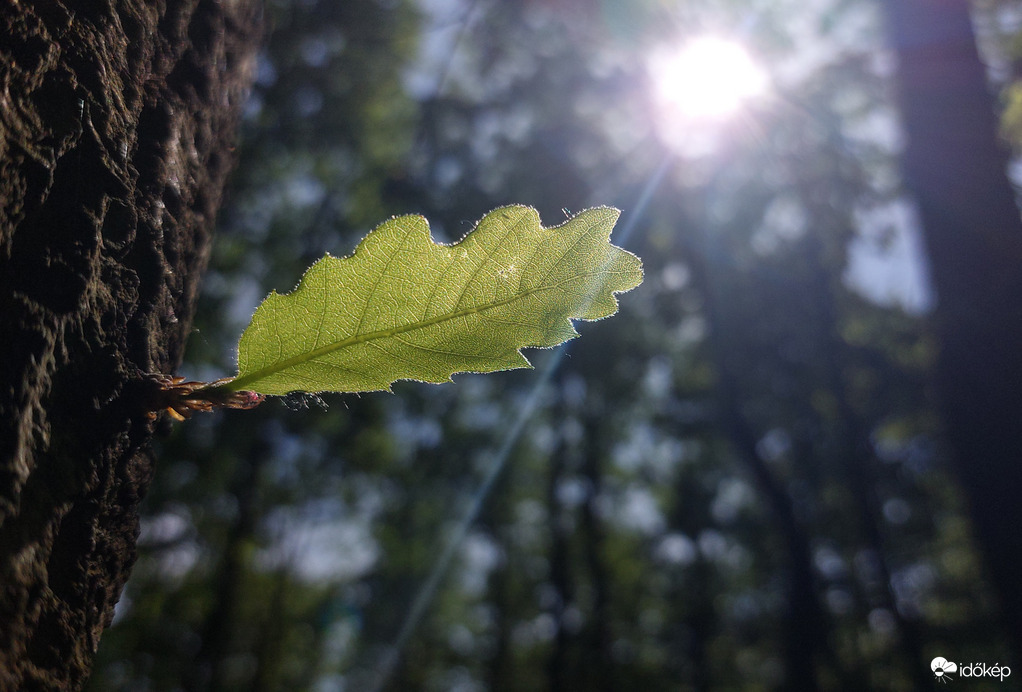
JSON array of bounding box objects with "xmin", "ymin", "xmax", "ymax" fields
[{"xmin": 226, "ymin": 268, "xmax": 612, "ymax": 392}]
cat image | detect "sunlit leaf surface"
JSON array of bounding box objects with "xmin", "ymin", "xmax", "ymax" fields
[{"xmin": 228, "ymin": 205, "xmax": 642, "ymax": 395}]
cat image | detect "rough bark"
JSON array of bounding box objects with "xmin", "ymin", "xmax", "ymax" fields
[
  {"xmin": 884, "ymin": 0, "xmax": 1022, "ymax": 661},
  {"xmin": 0, "ymin": 1, "xmax": 259, "ymax": 688}
]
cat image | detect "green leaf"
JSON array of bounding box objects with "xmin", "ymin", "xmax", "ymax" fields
[{"xmin": 226, "ymin": 205, "xmax": 643, "ymax": 395}]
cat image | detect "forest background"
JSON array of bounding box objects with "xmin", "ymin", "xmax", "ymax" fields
[{"xmin": 82, "ymin": 0, "xmax": 1022, "ymax": 690}]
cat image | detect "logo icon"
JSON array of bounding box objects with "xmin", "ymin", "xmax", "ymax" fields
[{"xmin": 932, "ymin": 657, "xmax": 957, "ymax": 683}]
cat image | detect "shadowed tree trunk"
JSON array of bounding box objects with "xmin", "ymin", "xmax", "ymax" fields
[
  {"xmin": 0, "ymin": 1, "xmax": 259, "ymax": 688},
  {"xmin": 188, "ymin": 439, "xmax": 267, "ymax": 692},
  {"xmin": 545, "ymin": 433, "xmax": 575, "ymax": 692},
  {"xmin": 682, "ymin": 214, "xmax": 830, "ymax": 691},
  {"xmin": 579, "ymin": 417, "xmax": 615, "ymax": 692},
  {"xmin": 884, "ymin": 0, "xmax": 1022, "ymax": 662}
]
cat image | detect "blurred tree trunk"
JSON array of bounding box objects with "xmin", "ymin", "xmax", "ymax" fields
[
  {"xmin": 188, "ymin": 443, "xmax": 267, "ymax": 692},
  {"xmin": 884, "ymin": 0, "xmax": 1022, "ymax": 660},
  {"xmin": 0, "ymin": 1, "xmax": 259, "ymax": 688},
  {"xmin": 668, "ymin": 465, "xmax": 713, "ymax": 691},
  {"xmin": 708, "ymin": 343, "xmax": 824, "ymax": 691},
  {"xmin": 579, "ymin": 417, "xmax": 616, "ymax": 692},
  {"xmin": 684, "ymin": 227, "xmax": 828, "ymax": 691},
  {"xmin": 478, "ymin": 444, "xmax": 516, "ymax": 692},
  {"xmin": 801, "ymin": 233, "xmax": 932, "ymax": 689},
  {"xmin": 545, "ymin": 434, "xmax": 574, "ymax": 692}
]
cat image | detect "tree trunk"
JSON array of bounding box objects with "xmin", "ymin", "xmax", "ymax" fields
[
  {"xmin": 884, "ymin": 0, "xmax": 1022, "ymax": 661},
  {"xmin": 578, "ymin": 417, "xmax": 614, "ymax": 692},
  {"xmin": 0, "ymin": 1, "xmax": 259, "ymax": 688},
  {"xmin": 684, "ymin": 214, "xmax": 829, "ymax": 691},
  {"xmin": 545, "ymin": 434, "xmax": 575, "ymax": 692}
]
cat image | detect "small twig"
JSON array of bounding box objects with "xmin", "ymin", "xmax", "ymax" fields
[{"xmin": 145, "ymin": 375, "xmax": 265, "ymax": 421}]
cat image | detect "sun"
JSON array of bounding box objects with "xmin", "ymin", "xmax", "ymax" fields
[{"xmin": 650, "ymin": 36, "xmax": 767, "ymax": 122}]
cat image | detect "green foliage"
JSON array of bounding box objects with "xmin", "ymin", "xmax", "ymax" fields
[{"xmin": 227, "ymin": 205, "xmax": 642, "ymax": 395}]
